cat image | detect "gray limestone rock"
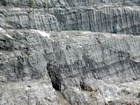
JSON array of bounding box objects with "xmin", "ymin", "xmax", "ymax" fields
[
  {"xmin": 0, "ymin": 0, "xmax": 140, "ymax": 34},
  {"xmin": 0, "ymin": 30, "xmax": 140, "ymax": 105},
  {"xmin": 0, "ymin": 0, "xmax": 140, "ymax": 105},
  {"xmin": 0, "ymin": 79, "xmax": 59, "ymax": 105}
]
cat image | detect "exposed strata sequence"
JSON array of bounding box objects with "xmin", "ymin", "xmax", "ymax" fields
[
  {"xmin": 0, "ymin": 0, "xmax": 140, "ymax": 105},
  {"xmin": 0, "ymin": 30, "xmax": 140, "ymax": 104}
]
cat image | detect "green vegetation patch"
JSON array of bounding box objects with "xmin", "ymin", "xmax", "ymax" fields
[
  {"xmin": 44, "ymin": 49, "xmax": 47, "ymax": 53},
  {"xmin": 60, "ymin": 5, "xmax": 66, "ymax": 8},
  {"xmin": 66, "ymin": 45, "xmax": 71, "ymax": 50},
  {"xmin": 1, "ymin": 0, "xmax": 7, "ymax": 6},
  {"xmin": 28, "ymin": 0, "xmax": 34, "ymax": 7}
]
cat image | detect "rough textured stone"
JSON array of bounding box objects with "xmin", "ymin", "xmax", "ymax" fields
[
  {"xmin": 0, "ymin": 30, "xmax": 140, "ymax": 105},
  {"xmin": 0, "ymin": 0, "xmax": 140, "ymax": 34},
  {"xmin": 53, "ymin": 6, "xmax": 140, "ymax": 35},
  {"xmin": 0, "ymin": 0, "xmax": 140, "ymax": 105},
  {"xmin": 0, "ymin": 79, "xmax": 59, "ymax": 105}
]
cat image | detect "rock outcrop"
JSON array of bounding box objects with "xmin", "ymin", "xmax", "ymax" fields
[
  {"xmin": 0, "ymin": 0, "xmax": 140, "ymax": 34},
  {"xmin": 0, "ymin": 0, "xmax": 140, "ymax": 105}
]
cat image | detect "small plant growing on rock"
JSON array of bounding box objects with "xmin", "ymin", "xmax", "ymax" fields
[
  {"xmin": 60, "ymin": 5, "xmax": 66, "ymax": 8},
  {"xmin": 66, "ymin": 45, "xmax": 71, "ymax": 50},
  {"xmin": 80, "ymin": 82, "xmax": 93, "ymax": 92},
  {"xmin": 5, "ymin": 46, "xmax": 11, "ymax": 51},
  {"xmin": 44, "ymin": 49, "xmax": 47, "ymax": 53},
  {"xmin": 127, "ymin": 53, "xmax": 131, "ymax": 59},
  {"xmin": 26, "ymin": 51, "xmax": 31, "ymax": 55},
  {"xmin": 1, "ymin": 0, "xmax": 7, "ymax": 6},
  {"xmin": 28, "ymin": 0, "xmax": 34, "ymax": 7}
]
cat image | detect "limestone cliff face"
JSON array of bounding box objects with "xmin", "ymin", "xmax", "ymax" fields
[
  {"xmin": 0, "ymin": 0, "xmax": 140, "ymax": 105},
  {"xmin": 1, "ymin": 0, "xmax": 140, "ymax": 34}
]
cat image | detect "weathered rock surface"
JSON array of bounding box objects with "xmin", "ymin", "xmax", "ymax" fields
[
  {"xmin": 0, "ymin": 30, "xmax": 140, "ymax": 105},
  {"xmin": 0, "ymin": 0, "xmax": 140, "ymax": 34},
  {"xmin": 0, "ymin": 79, "xmax": 59, "ymax": 105},
  {"xmin": 0, "ymin": 0, "xmax": 140, "ymax": 105}
]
